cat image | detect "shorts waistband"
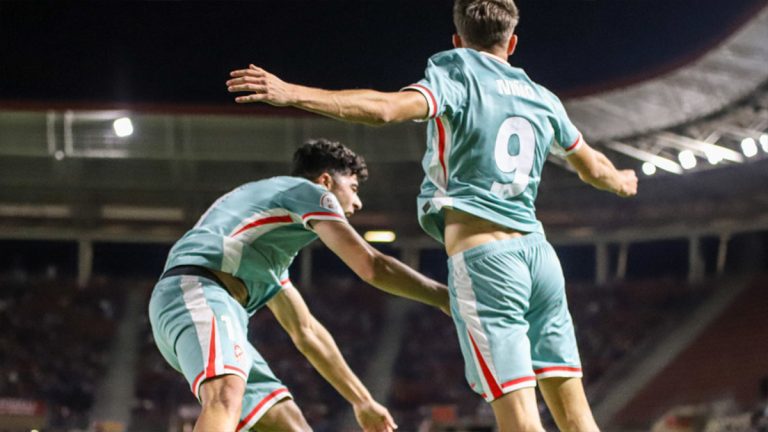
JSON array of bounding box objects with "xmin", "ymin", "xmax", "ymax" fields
[
  {"xmin": 451, "ymin": 232, "xmax": 547, "ymax": 263},
  {"xmin": 161, "ymin": 265, "xmax": 226, "ymax": 288}
]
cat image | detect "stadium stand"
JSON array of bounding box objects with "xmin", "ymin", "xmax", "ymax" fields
[{"xmin": 0, "ymin": 273, "xmax": 124, "ymax": 431}]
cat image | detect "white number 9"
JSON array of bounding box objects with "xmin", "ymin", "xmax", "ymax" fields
[{"xmin": 491, "ymin": 116, "xmax": 536, "ymax": 198}]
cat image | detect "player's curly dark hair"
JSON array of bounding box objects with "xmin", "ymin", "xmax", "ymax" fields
[
  {"xmin": 454, "ymin": 0, "xmax": 519, "ymax": 49},
  {"xmin": 291, "ymin": 139, "xmax": 369, "ymax": 182}
]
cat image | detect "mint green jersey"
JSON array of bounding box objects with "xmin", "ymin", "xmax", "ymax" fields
[
  {"xmin": 164, "ymin": 176, "xmax": 346, "ymax": 313},
  {"xmin": 402, "ymin": 48, "xmax": 584, "ymax": 243}
]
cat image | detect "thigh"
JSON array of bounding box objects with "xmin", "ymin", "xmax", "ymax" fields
[
  {"xmin": 490, "ymin": 386, "xmax": 544, "ymax": 432},
  {"xmin": 449, "ymin": 245, "xmax": 536, "ymax": 403},
  {"xmin": 252, "ymin": 398, "xmax": 310, "ymax": 432},
  {"xmin": 527, "ymin": 242, "xmax": 583, "ymax": 379},
  {"xmin": 149, "ymin": 275, "xmax": 252, "ymax": 400},
  {"xmin": 538, "ymin": 377, "xmax": 598, "ymax": 432}
]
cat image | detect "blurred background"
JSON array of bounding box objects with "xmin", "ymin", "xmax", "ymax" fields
[{"xmin": 1, "ymin": 1, "xmax": 767, "ymax": 431}]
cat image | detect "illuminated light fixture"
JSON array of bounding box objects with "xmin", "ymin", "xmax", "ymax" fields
[
  {"xmin": 760, "ymin": 134, "xmax": 768, "ymax": 153},
  {"xmin": 364, "ymin": 230, "xmax": 396, "ymax": 243},
  {"xmin": 741, "ymin": 138, "xmax": 758, "ymax": 158},
  {"xmin": 705, "ymin": 150, "xmax": 723, "ymax": 165},
  {"xmin": 113, "ymin": 117, "xmax": 134, "ymax": 137},
  {"xmin": 678, "ymin": 150, "xmax": 697, "ymax": 170},
  {"xmin": 641, "ymin": 162, "xmax": 656, "ymax": 176}
]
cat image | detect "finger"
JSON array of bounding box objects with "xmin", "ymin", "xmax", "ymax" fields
[
  {"xmin": 387, "ymin": 414, "xmax": 397, "ymax": 429},
  {"xmin": 226, "ymin": 76, "xmax": 266, "ymax": 86},
  {"xmin": 228, "ymin": 83, "xmax": 267, "ymax": 93},
  {"xmin": 229, "ymin": 68, "xmax": 267, "ymax": 78},
  {"xmin": 235, "ymin": 94, "xmax": 267, "ymax": 103},
  {"xmin": 249, "ymin": 64, "xmax": 264, "ymax": 72}
]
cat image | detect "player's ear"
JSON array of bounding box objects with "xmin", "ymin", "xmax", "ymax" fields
[
  {"xmin": 507, "ymin": 34, "xmax": 518, "ymax": 56},
  {"xmin": 452, "ymin": 34, "xmax": 463, "ymax": 48},
  {"xmin": 316, "ymin": 172, "xmax": 334, "ymax": 190}
]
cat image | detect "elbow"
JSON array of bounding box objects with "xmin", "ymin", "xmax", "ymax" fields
[
  {"xmin": 290, "ymin": 327, "xmax": 315, "ymax": 354},
  {"xmin": 374, "ymin": 103, "xmax": 400, "ymax": 126},
  {"xmin": 357, "ymin": 251, "xmax": 385, "ymax": 285}
]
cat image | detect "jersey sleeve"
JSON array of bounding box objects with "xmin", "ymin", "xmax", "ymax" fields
[
  {"xmin": 543, "ymin": 88, "xmax": 584, "ymax": 156},
  {"xmin": 280, "ymin": 182, "xmax": 347, "ymax": 230},
  {"xmin": 400, "ymin": 54, "xmax": 466, "ymax": 120}
]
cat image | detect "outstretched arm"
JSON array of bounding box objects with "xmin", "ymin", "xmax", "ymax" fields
[
  {"xmin": 566, "ymin": 142, "xmax": 638, "ymax": 197},
  {"xmin": 226, "ymin": 65, "xmax": 428, "ymax": 125},
  {"xmin": 311, "ymin": 219, "xmax": 450, "ymax": 314},
  {"xmin": 267, "ymin": 285, "xmax": 397, "ymax": 432}
]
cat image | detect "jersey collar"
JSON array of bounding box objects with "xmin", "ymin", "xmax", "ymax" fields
[{"xmin": 479, "ymin": 50, "xmax": 511, "ymax": 66}]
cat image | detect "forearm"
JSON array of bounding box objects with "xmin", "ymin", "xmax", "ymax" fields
[
  {"xmin": 295, "ymin": 320, "xmax": 373, "ymax": 406},
  {"xmin": 368, "ymin": 254, "xmax": 449, "ymax": 309},
  {"xmin": 288, "ymin": 85, "xmax": 396, "ymax": 126},
  {"xmin": 578, "ymin": 151, "xmax": 624, "ymax": 193}
]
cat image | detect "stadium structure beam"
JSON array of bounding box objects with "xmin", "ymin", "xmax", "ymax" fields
[
  {"xmin": 604, "ymin": 141, "xmax": 683, "ymax": 174},
  {"xmin": 655, "ymin": 131, "xmax": 744, "ymax": 163}
]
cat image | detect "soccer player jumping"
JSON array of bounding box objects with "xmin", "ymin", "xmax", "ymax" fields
[{"xmin": 227, "ymin": 1, "xmax": 637, "ymax": 430}]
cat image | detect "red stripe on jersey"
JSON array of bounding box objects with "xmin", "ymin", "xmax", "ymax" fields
[
  {"xmin": 302, "ymin": 211, "xmax": 343, "ymax": 220},
  {"xmin": 237, "ymin": 388, "xmax": 290, "ymax": 431},
  {"xmin": 280, "ymin": 278, "xmax": 291, "ymax": 286},
  {"xmin": 468, "ymin": 331, "xmax": 502, "ymax": 400},
  {"xmin": 566, "ymin": 134, "xmax": 582, "ymax": 152},
  {"xmin": 206, "ymin": 317, "xmax": 217, "ymax": 378},
  {"xmin": 408, "ymin": 84, "xmax": 437, "ymax": 118},
  {"xmin": 534, "ymin": 366, "xmax": 582, "ymax": 375},
  {"xmin": 436, "ymin": 117, "xmax": 448, "ymax": 181},
  {"xmin": 501, "ymin": 376, "xmax": 536, "ymax": 389},
  {"xmin": 231, "ymin": 215, "xmax": 293, "ymax": 237}
]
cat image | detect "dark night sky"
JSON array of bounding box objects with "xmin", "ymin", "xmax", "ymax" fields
[{"xmin": 0, "ymin": 0, "xmax": 766, "ymax": 106}]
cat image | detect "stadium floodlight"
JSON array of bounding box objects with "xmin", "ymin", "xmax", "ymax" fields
[
  {"xmin": 604, "ymin": 141, "xmax": 683, "ymax": 174},
  {"xmin": 641, "ymin": 162, "xmax": 656, "ymax": 176},
  {"xmin": 113, "ymin": 117, "xmax": 134, "ymax": 137},
  {"xmin": 678, "ymin": 150, "xmax": 697, "ymax": 169},
  {"xmin": 741, "ymin": 138, "xmax": 758, "ymax": 158},
  {"xmin": 656, "ymin": 132, "xmax": 743, "ymax": 164},
  {"xmin": 364, "ymin": 230, "xmax": 396, "ymax": 243},
  {"xmin": 706, "ymin": 150, "xmax": 723, "ymax": 165},
  {"xmin": 760, "ymin": 134, "xmax": 768, "ymax": 153}
]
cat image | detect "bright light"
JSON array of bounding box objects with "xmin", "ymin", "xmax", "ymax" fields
[
  {"xmin": 705, "ymin": 150, "xmax": 723, "ymax": 165},
  {"xmin": 641, "ymin": 162, "xmax": 656, "ymax": 176},
  {"xmin": 113, "ymin": 117, "xmax": 134, "ymax": 137},
  {"xmin": 741, "ymin": 138, "xmax": 758, "ymax": 158},
  {"xmin": 54, "ymin": 150, "xmax": 65, "ymax": 161},
  {"xmin": 760, "ymin": 134, "xmax": 768, "ymax": 152},
  {"xmin": 678, "ymin": 150, "xmax": 697, "ymax": 169},
  {"xmin": 364, "ymin": 230, "xmax": 396, "ymax": 243}
]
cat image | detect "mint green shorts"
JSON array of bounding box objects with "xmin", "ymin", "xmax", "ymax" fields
[
  {"xmin": 148, "ymin": 274, "xmax": 291, "ymax": 430},
  {"xmin": 448, "ymin": 233, "xmax": 582, "ymax": 402}
]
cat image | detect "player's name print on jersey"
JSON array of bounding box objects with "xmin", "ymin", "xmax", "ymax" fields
[{"xmin": 496, "ymin": 79, "xmax": 534, "ymax": 98}]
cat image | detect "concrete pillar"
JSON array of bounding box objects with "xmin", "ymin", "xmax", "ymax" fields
[
  {"xmin": 716, "ymin": 234, "xmax": 729, "ymax": 276},
  {"xmin": 616, "ymin": 242, "xmax": 629, "ymax": 281},
  {"xmin": 300, "ymin": 248, "xmax": 313, "ymax": 291},
  {"xmin": 78, "ymin": 239, "xmax": 93, "ymax": 288},
  {"xmin": 688, "ymin": 236, "xmax": 705, "ymax": 284},
  {"xmin": 596, "ymin": 242, "xmax": 609, "ymax": 286}
]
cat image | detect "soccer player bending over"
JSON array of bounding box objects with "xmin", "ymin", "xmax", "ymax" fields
[
  {"xmin": 149, "ymin": 140, "xmax": 448, "ymax": 431},
  {"xmin": 227, "ymin": 1, "xmax": 637, "ymax": 430}
]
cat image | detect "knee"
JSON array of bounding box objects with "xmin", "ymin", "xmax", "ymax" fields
[{"xmin": 200, "ymin": 376, "xmax": 245, "ymax": 415}]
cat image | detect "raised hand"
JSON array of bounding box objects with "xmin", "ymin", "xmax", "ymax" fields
[{"xmin": 226, "ymin": 64, "xmax": 295, "ymax": 106}]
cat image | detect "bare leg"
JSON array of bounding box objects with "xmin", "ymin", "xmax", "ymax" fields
[
  {"xmin": 538, "ymin": 377, "xmax": 599, "ymax": 432},
  {"xmin": 253, "ymin": 398, "xmax": 312, "ymax": 432},
  {"xmin": 490, "ymin": 386, "xmax": 546, "ymax": 432},
  {"xmin": 196, "ymin": 375, "xmax": 246, "ymax": 432}
]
